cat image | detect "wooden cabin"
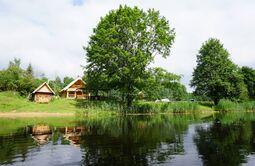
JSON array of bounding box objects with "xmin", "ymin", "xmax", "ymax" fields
[
  {"xmin": 32, "ymin": 82, "xmax": 55, "ymax": 103},
  {"xmin": 60, "ymin": 77, "xmax": 89, "ymax": 99}
]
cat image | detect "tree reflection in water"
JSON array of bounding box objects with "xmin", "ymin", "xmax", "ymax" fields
[
  {"xmin": 194, "ymin": 119, "xmax": 255, "ymax": 166},
  {"xmin": 0, "ymin": 115, "xmax": 193, "ymax": 166},
  {"xmin": 3, "ymin": 114, "xmax": 255, "ymax": 166},
  {"xmin": 77, "ymin": 115, "xmax": 189, "ymax": 166}
]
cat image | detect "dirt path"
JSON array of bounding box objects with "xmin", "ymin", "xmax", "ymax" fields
[{"xmin": 0, "ymin": 112, "xmax": 75, "ymax": 118}]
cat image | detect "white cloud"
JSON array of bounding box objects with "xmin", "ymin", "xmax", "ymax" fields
[{"xmin": 0, "ymin": 0, "xmax": 255, "ymax": 91}]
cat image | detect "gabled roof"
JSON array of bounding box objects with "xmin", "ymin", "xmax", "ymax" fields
[
  {"xmin": 60, "ymin": 77, "xmax": 85, "ymax": 92},
  {"xmin": 32, "ymin": 82, "xmax": 55, "ymax": 94}
]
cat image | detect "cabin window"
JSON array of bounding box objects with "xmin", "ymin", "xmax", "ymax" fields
[
  {"xmin": 68, "ymin": 91, "xmax": 75, "ymax": 98},
  {"xmin": 77, "ymin": 91, "xmax": 82, "ymax": 95}
]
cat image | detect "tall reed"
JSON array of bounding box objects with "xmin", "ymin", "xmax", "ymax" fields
[
  {"xmin": 215, "ymin": 99, "xmax": 255, "ymax": 112},
  {"xmin": 132, "ymin": 101, "xmax": 200, "ymax": 113}
]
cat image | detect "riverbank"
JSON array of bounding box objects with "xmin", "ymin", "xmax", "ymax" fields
[{"xmin": 0, "ymin": 112, "xmax": 75, "ymax": 118}]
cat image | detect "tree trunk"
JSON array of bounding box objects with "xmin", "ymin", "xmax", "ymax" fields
[
  {"xmin": 127, "ymin": 96, "xmax": 133, "ymax": 108},
  {"xmin": 213, "ymin": 98, "xmax": 220, "ymax": 105},
  {"xmin": 126, "ymin": 83, "xmax": 133, "ymax": 107}
]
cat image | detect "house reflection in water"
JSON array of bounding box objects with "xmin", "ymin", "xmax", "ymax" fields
[
  {"xmin": 60, "ymin": 127, "xmax": 89, "ymax": 147},
  {"xmin": 31, "ymin": 125, "xmax": 52, "ymax": 145},
  {"xmin": 29, "ymin": 125, "xmax": 89, "ymax": 146}
]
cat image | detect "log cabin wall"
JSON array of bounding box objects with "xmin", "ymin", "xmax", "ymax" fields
[{"xmin": 34, "ymin": 93, "xmax": 53, "ymax": 103}]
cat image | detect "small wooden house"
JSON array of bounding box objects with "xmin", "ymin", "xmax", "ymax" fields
[
  {"xmin": 32, "ymin": 82, "xmax": 55, "ymax": 103},
  {"xmin": 60, "ymin": 77, "xmax": 89, "ymax": 99}
]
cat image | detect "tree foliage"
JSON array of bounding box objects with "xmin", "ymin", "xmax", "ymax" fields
[
  {"xmin": 85, "ymin": 5, "xmax": 175, "ymax": 107},
  {"xmin": 241, "ymin": 66, "xmax": 255, "ymax": 100},
  {"xmin": 26, "ymin": 63, "xmax": 33, "ymax": 76},
  {"xmin": 142, "ymin": 67, "xmax": 187, "ymax": 101},
  {"xmin": 63, "ymin": 76, "xmax": 74, "ymax": 87},
  {"xmin": 190, "ymin": 38, "xmax": 248, "ymax": 104},
  {"xmin": 0, "ymin": 59, "xmax": 44, "ymax": 96},
  {"xmin": 83, "ymin": 71, "xmax": 110, "ymax": 97},
  {"xmin": 0, "ymin": 58, "xmax": 73, "ymax": 97},
  {"xmin": 49, "ymin": 76, "xmax": 63, "ymax": 95}
]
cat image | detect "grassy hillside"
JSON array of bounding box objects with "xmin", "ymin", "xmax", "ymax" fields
[{"xmin": 0, "ymin": 91, "xmax": 82, "ymax": 113}]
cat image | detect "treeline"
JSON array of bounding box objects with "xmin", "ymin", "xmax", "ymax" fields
[
  {"xmin": 0, "ymin": 58, "xmax": 74, "ymax": 97},
  {"xmin": 0, "ymin": 58, "xmax": 189, "ymax": 101}
]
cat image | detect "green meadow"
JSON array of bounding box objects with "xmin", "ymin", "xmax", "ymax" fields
[{"xmin": 1, "ymin": 91, "xmax": 255, "ymax": 116}]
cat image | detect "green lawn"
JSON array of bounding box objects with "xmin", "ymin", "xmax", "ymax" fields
[{"xmin": 0, "ymin": 91, "xmax": 82, "ymax": 113}]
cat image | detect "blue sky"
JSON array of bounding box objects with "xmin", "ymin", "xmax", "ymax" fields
[
  {"xmin": 0, "ymin": 0, "xmax": 255, "ymax": 91},
  {"xmin": 72, "ymin": 0, "xmax": 86, "ymax": 6}
]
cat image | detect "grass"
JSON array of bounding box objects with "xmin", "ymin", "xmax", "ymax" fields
[
  {"xmin": 0, "ymin": 91, "xmax": 117, "ymax": 117},
  {"xmin": 215, "ymin": 99, "xmax": 255, "ymax": 112},
  {"xmin": 0, "ymin": 91, "xmax": 82, "ymax": 113},
  {"xmin": 75, "ymin": 100, "xmax": 214, "ymax": 114},
  {"xmin": 75, "ymin": 100, "xmax": 121, "ymax": 113},
  {"xmin": 0, "ymin": 91, "xmax": 214, "ymax": 115}
]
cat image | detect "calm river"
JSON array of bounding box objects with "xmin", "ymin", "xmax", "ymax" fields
[{"xmin": 1, "ymin": 113, "xmax": 255, "ymax": 166}]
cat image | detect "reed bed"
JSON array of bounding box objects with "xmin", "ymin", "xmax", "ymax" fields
[{"xmin": 215, "ymin": 99, "xmax": 255, "ymax": 112}]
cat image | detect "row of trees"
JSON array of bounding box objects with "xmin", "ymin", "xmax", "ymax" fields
[
  {"xmin": 0, "ymin": 57, "xmax": 188, "ymax": 102},
  {"xmin": 191, "ymin": 38, "xmax": 255, "ymax": 104},
  {"xmin": 0, "ymin": 58, "xmax": 74, "ymax": 97},
  {"xmin": 84, "ymin": 5, "xmax": 255, "ymax": 107}
]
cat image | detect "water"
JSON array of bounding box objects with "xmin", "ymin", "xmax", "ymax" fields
[{"xmin": 1, "ymin": 113, "xmax": 255, "ymax": 166}]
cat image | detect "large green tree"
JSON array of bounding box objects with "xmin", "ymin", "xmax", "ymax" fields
[
  {"xmin": 85, "ymin": 5, "xmax": 175, "ymax": 107},
  {"xmin": 190, "ymin": 38, "xmax": 247, "ymax": 104}
]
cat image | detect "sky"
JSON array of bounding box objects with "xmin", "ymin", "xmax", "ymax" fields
[{"xmin": 0, "ymin": 0, "xmax": 255, "ymax": 92}]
